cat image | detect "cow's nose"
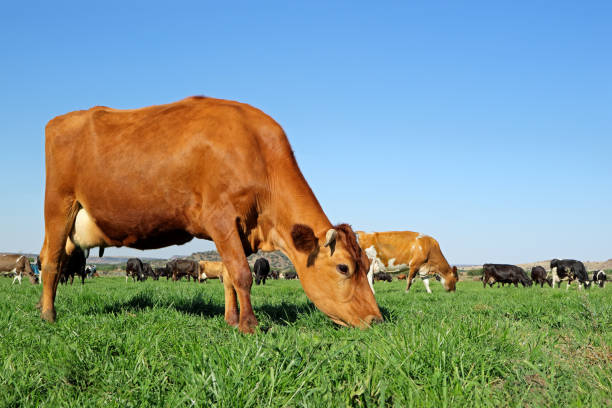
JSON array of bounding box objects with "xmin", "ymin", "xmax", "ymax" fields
[{"xmin": 364, "ymin": 314, "xmax": 384, "ymax": 326}]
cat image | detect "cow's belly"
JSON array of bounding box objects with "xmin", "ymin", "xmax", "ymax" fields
[{"xmin": 69, "ymin": 208, "xmax": 196, "ymax": 250}]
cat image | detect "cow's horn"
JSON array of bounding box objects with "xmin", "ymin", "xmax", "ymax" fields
[{"xmin": 323, "ymin": 228, "xmax": 338, "ymax": 256}]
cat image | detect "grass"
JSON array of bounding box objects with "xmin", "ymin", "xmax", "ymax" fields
[{"xmin": 0, "ymin": 277, "xmax": 610, "ymax": 407}]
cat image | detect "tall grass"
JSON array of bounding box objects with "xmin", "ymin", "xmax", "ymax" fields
[{"xmin": 0, "ymin": 278, "xmax": 610, "ymax": 407}]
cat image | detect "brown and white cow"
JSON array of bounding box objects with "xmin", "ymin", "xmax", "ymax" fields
[
  {"xmin": 0, "ymin": 254, "xmax": 38, "ymax": 284},
  {"xmin": 356, "ymin": 231, "xmax": 457, "ymax": 293},
  {"xmin": 198, "ymin": 260, "xmax": 227, "ymax": 282},
  {"xmin": 38, "ymin": 96, "xmax": 381, "ymax": 333}
]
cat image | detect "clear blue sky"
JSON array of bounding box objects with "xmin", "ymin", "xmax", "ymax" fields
[{"xmin": 1, "ymin": 1, "xmax": 610, "ymax": 264}]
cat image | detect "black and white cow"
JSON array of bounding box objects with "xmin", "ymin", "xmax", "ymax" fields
[
  {"xmin": 85, "ymin": 265, "xmax": 97, "ymax": 278},
  {"xmin": 550, "ymin": 259, "xmax": 591, "ymax": 290},
  {"xmin": 592, "ymin": 270, "xmax": 606, "ymax": 288},
  {"xmin": 126, "ymin": 258, "xmax": 146, "ymax": 282},
  {"xmin": 482, "ymin": 264, "xmax": 532, "ymax": 288}
]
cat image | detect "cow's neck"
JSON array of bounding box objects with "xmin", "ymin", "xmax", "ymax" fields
[{"xmin": 254, "ymin": 162, "xmax": 332, "ymax": 269}]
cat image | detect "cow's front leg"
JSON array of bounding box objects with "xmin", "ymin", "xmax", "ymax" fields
[
  {"xmin": 405, "ymin": 261, "xmax": 423, "ymax": 292},
  {"xmin": 208, "ymin": 223, "xmax": 257, "ymax": 333}
]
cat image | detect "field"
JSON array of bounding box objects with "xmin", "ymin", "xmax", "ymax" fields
[{"xmin": 0, "ymin": 278, "xmax": 610, "ymax": 407}]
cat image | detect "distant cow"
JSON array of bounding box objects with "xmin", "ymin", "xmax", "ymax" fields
[
  {"xmin": 168, "ymin": 259, "xmax": 199, "ymax": 282},
  {"xmin": 253, "ymin": 258, "xmax": 270, "ymax": 285},
  {"xmin": 550, "ymin": 259, "xmax": 591, "ymax": 290},
  {"xmin": 482, "ymin": 264, "xmax": 532, "ymax": 288},
  {"xmin": 530, "ymin": 266, "xmax": 551, "ymax": 288},
  {"xmin": 396, "ymin": 273, "xmax": 406, "ymax": 280},
  {"xmin": 283, "ymin": 270, "xmax": 297, "ymax": 280},
  {"xmin": 269, "ymin": 270, "xmax": 279, "ymax": 280},
  {"xmin": 142, "ymin": 263, "xmax": 157, "ymax": 280},
  {"xmin": 126, "ymin": 258, "xmax": 146, "ymax": 282},
  {"xmin": 198, "ymin": 261, "xmax": 227, "ymax": 282},
  {"xmin": 356, "ymin": 231, "xmax": 458, "ymax": 293},
  {"xmin": 155, "ymin": 266, "xmax": 172, "ymax": 280},
  {"xmin": 373, "ymin": 272, "xmax": 393, "ymax": 282},
  {"xmin": 85, "ymin": 265, "xmax": 97, "ymax": 278},
  {"xmin": 592, "ymin": 270, "xmax": 606, "ymax": 288},
  {"xmin": 0, "ymin": 254, "xmax": 37, "ymax": 285},
  {"xmin": 60, "ymin": 248, "xmax": 87, "ymax": 285}
]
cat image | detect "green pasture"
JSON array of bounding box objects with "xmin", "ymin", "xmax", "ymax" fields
[{"xmin": 0, "ymin": 277, "xmax": 610, "ymax": 407}]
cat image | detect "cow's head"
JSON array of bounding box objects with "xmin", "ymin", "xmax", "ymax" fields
[
  {"xmin": 437, "ymin": 265, "xmax": 458, "ymax": 292},
  {"xmin": 290, "ymin": 223, "xmax": 382, "ymax": 328}
]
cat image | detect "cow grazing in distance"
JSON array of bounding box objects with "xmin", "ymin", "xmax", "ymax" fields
[
  {"xmin": 0, "ymin": 254, "xmax": 38, "ymax": 285},
  {"xmin": 60, "ymin": 248, "xmax": 87, "ymax": 285},
  {"xmin": 168, "ymin": 259, "xmax": 200, "ymax": 282},
  {"xmin": 530, "ymin": 266, "xmax": 551, "ymax": 287},
  {"xmin": 356, "ymin": 231, "xmax": 458, "ymax": 293},
  {"xmin": 283, "ymin": 270, "xmax": 298, "ymax": 280},
  {"xmin": 126, "ymin": 258, "xmax": 146, "ymax": 282},
  {"xmin": 142, "ymin": 263, "xmax": 157, "ymax": 280},
  {"xmin": 396, "ymin": 273, "xmax": 406, "ymax": 280},
  {"xmin": 550, "ymin": 259, "xmax": 591, "ymax": 290},
  {"xmin": 254, "ymin": 258, "xmax": 270, "ymax": 285},
  {"xmin": 198, "ymin": 260, "xmax": 227, "ymax": 283},
  {"xmin": 38, "ymin": 96, "xmax": 381, "ymax": 333},
  {"xmin": 85, "ymin": 265, "xmax": 97, "ymax": 278},
  {"xmin": 373, "ymin": 272, "xmax": 393, "ymax": 282},
  {"xmin": 155, "ymin": 265, "xmax": 172, "ymax": 280},
  {"xmin": 269, "ymin": 270, "xmax": 279, "ymax": 280},
  {"xmin": 482, "ymin": 264, "xmax": 532, "ymax": 288},
  {"xmin": 592, "ymin": 270, "xmax": 606, "ymax": 288}
]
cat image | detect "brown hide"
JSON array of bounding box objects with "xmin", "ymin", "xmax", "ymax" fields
[
  {"xmin": 0, "ymin": 254, "xmax": 34, "ymax": 275},
  {"xmin": 40, "ymin": 96, "xmax": 381, "ymax": 331},
  {"xmin": 356, "ymin": 231, "xmax": 457, "ymax": 291}
]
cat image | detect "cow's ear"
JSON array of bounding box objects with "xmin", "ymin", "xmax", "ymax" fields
[{"xmin": 291, "ymin": 224, "xmax": 317, "ymax": 254}]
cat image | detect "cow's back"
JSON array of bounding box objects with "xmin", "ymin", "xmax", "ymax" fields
[{"xmin": 45, "ymin": 97, "xmax": 286, "ymax": 249}]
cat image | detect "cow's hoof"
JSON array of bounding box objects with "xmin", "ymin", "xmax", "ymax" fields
[
  {"xmin": 225, "ymin": 315, "xmax": 239, "ymax": 327},
  {"xmin": 238, "ymin": 316, "xmax": 258, "ymax": 334},
  {"xmin": 41, "ymin": 309, "xmax": 56, "ymax": 323}
]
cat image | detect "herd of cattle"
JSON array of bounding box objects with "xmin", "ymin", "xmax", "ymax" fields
[
  {"xmin": 123, "ymin": 257, "xmax": 296, "ymax": 284},
  {"xmin": 481, "ymin": 259, "xmax": 607, "ymax": 289}
]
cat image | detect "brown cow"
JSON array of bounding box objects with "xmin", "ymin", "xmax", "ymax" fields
[
  {"xmin": 198, "ymin": 260, "xmax": 227, "ymax": 282},
  {"xmin": 356, "ymin": 231, "xmax": 457, "ymax": 293},
  {"xmin": 38, "ymin": 96, "xmax": 381, "ymax": 333},
  {"xmin": 0, "ymin": 254, "xmax": 37, "ymax": 284}
]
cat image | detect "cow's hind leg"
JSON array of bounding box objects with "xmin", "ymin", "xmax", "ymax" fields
[{"xmin": 39, "ymin": 199, "xmax": 79, "ymax": 322}]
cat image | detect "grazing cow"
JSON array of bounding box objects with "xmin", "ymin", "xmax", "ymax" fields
[
  {"xmin": 0, "ymin": 254, "xmax": 37, "ymax": 285},
  {"xmin": 60, "ymin": 248, "xmax": 87, "ymax": 285},
  {"xmin": 155, "ymin": 265, "xmax": 172, "ymax": 280},
  {"xmin": 356, "ymin": 231, "xmax": 458, "ymax": 293},
  {"xmin": 284, "ymin": 270, "xmax": 298, "ymax": 280},
  {"xmin": 38, "ymin": 96, "xmax": 381, "ymax": 333},
  {"xmin": 592, "ymin": 270, "xmax": 606, "ymax": 288},
  {"xmin": 373, "ymin": 272, "xmax": 393, "ymax": 282},
  {"xmin": 168, "ymin": 259, "xmax": 200, "ymax": 282},
  {"xmin": 126, "ymin": 258, "xmax": 146, "ymax": 282},
  {"xmin": 396, "ymin": 273, "xmax": 406, "ymax": 280},
  {"xmin": 85, "ymin": 265, "xmax": 97, "ymax": 278},
  {"xmin": 198, "ymin": 260, "xmax": 227, "ymax": 283},
  {"xmin": 142, "ymin": 263, "xmax": 157, "ymax": 280},
  {"xmin": 482, "ymin": 264, "xmax": 532, "ymax": 288},
  {"xmin": 269, "ymin": 270, "xmax": 279, "ymax": 280},
  {"xmin": 550, "ymin": 259, "xmax": 591, "ymax": 290},
  {"xmin": 530, "ymin": 266, "xmax": 551, "ymax": 288},
  {"xmin": 254, "ymin": 258, "xmax": 271, "ymax": 285}
]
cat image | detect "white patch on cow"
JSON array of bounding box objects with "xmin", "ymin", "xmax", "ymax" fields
[
  {"xmin": 388, "ymin": 258, "xmax": 396, "ymax": 267},
  {"xmin": 566, "ymin": 281, "xmax": 571, "ymax": 291},
  {"xmin": 578, "ymin": 282, "xmax": 583, "ymax": 290},
  {"xmin": 71, "ymin": 209, "xmax": 109, "ymax": 250},
  {"xmin": 416, "ymin": 234, "xmax": 424, "ymax": 239},
  {"xmin": 418, "ymin": 264, "xmax": 430, "ymax": 278},
  {"xmin": 440, "ymin": 276, "xmax": 446, "ymax": 288},
  {"xmin": 422, "ymin": 277, "xmax": 432, "ymax": 293},
  {"xmin": 365, "ymin": 245, "xmax": 377, "ymax": 260}
]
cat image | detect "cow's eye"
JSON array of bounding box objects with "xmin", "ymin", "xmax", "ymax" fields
[{"xmin": 337, "ymin": 264, "xmax": 349, "ymax": 275}]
